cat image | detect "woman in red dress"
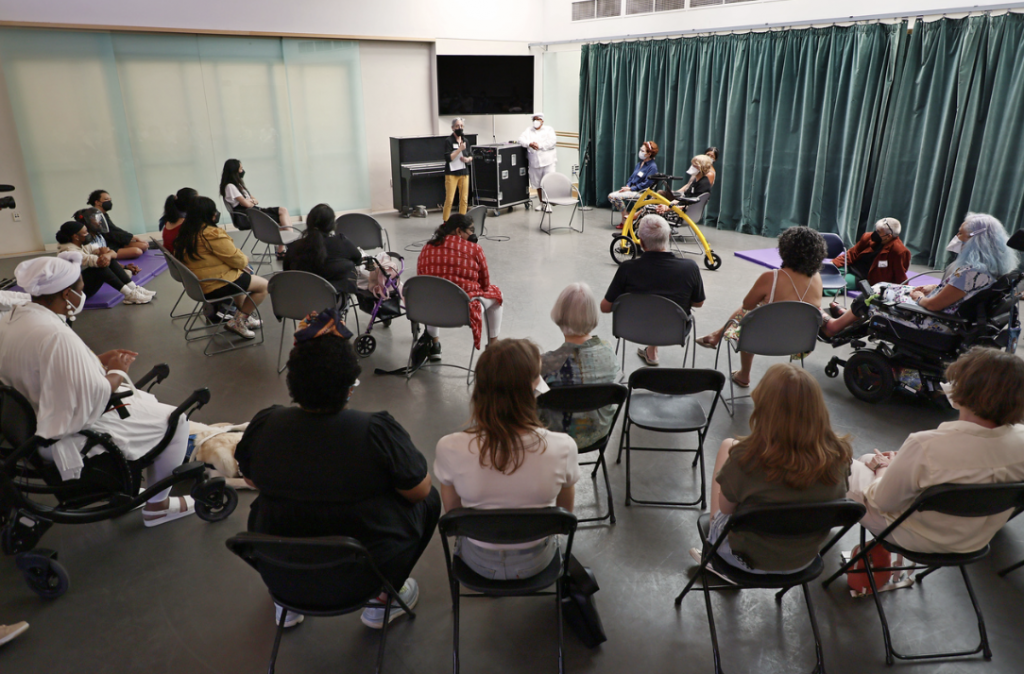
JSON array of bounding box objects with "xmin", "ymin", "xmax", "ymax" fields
[{"xmin": 415, "ymin": 214, "xmax": 503, "ymax": 360}]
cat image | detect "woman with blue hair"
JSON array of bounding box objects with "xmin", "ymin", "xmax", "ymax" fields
[{"xmin": 824, "ymin": 212, "xmax": 1019, "ymax": 336}]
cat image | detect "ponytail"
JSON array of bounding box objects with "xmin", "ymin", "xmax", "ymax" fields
[{"xmin": 428, "ymin": 213, "xmax": 473, "ymax": 246}]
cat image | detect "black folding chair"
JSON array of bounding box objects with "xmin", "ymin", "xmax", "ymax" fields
[
  {"xmin": 537, "ymin": 383, "xmax": 628, "ymax": 524},
  {"xmin": 820, "ymin": 482, "xmax": 1024, "ymax": 664},
  {"xmin": 225, "ymin": 533, "xmax": 415, "ymax": 674},
  {"xmin": 437, "ymin": 507, "xmax": 577, "ymax": 674},
  {"xmin": 614, "ymin": 368, "xmax": 725, "ymax": 509},
  {"xmin": 675, "ymin": 500, "xmax": 865, "ymax": 674}
]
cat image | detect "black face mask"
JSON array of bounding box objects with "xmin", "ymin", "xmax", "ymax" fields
[
  {"xmin": 467, "ymin": 233, "xmax": 478, "ymax": 244},
  {"xmin": 239, "ymin": 170, "xmax": 245, "ymax": 179},
  {"xmin": 870, "ymin": 231, "xmax": 883, "ymax": 246},
  {"xmin": 101, "ymin": 200, "xmax": 112, "ymax": 212},
  {"xmin": 213, "ymin": 212, "xmax": 222, "ymax": 224},
  {"xmin": 454, "ymin": 128, "xmax": 464, "ymax": 137}
]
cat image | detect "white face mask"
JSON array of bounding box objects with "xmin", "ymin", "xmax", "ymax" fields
[
  {"xmin": 945, "ymin": 235, "xmax": 964, "ymax": 254},
  {"xmin": 638, "ymin": 151, "xmax": 647, "ymax": 160},
  {"xmin": 533, "ymin": 120, "xmax": 542, "ymax": 129},
  {"xmin": 939, "ymin": 381, "xmax": 960, "ymax": 410},
  {"xmin": 686, "ymin": 165, "xmax": 699, "ymax": 176},
  {"xmin": 534, "ymin": 376, "xmax": 550, "ymax": 397},
  {"xmin": 65, "ymin": 288, "xmax": 85, "ymax": 321}
]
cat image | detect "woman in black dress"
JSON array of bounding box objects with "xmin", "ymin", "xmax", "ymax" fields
[
  {"xmin": 235, "ymin": 310, "xmax": 440, "ymax": 629},
  {"xmin": 283, "ymin": 203, "xmax": 362, "ymax": 295}
]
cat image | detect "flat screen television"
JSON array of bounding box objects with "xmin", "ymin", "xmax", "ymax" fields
[{"xmin": 437, "ymin": 55, "xmax": 534, "ymax": 116}]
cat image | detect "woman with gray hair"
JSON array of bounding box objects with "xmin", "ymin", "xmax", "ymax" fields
[
  {"xmin": 831, "ymin": 217, "xmax": 911, "ymax": 289},
  {"xmin": 824, "ymin": 212, "xmax": 1019, "ymax": 337},
  {"xmin": 541, "ymin": 282, "xmax": 621, "ymax": 448}
]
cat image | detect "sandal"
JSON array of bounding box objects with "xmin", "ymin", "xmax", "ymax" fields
[
  {"xmin": 828, "ymin": 302, "xmax": 845, "ymax": 320},
  {"xmin": 730, "ymin": 371, "xmax": 750, "ymax": 388},
  {"xmin": 142, "ymin": 496, "xmax": 196, "ymax": 528},
  {"xmin": 696, "ymin": 335, "xmax": 718, "ymax": 349},
  {"xmin": 637, "ymin": 347, "xmax": 659, "ymax": 366}
]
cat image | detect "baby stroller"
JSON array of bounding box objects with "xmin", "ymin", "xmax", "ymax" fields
[
  {"xmin": 821, "ymin": 233, "xmax": 1024, "ymax": 404},
  {"xmin": 347, "ymin": 252, "xmax": 406, "ymax": 357},
  {"xmin": 0, "ymin": 364, "xmax": 238, "ymax": 598}
]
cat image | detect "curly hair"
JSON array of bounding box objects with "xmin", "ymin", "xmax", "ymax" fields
[
  {"xmin": 778, "ymin": 226, "xmax": 826, "ymax": 278},
  {"xmin": 286, "ymin": 335, "xmax": 362, "ymax": 413}
]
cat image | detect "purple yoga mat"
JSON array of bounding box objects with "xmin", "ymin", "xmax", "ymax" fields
[
  {"xmin": 733, "ymin": 248, "xmax": 942, "ymax": 296},
  {"xmin": 11, "ymin": 249, "xmax": 168, "ymax": 310}
]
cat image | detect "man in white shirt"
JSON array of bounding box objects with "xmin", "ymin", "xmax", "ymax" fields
[{"xmin": 518, "ymin": 112, "xmax": 558, "ymax": 212}]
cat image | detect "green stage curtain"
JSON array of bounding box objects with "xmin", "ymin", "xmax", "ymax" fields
[
  {"xmin": 869, "ymin": 13, "xmax": 1024, "ymax": 266},
  {"xmin": 579, "ymin": 24, "xmax": 906, "ymax": 244}
]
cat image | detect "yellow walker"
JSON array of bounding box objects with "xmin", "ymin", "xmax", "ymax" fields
[{"xmin": 610, "ymin": 174, "xmax": 722, "ymax": 270}]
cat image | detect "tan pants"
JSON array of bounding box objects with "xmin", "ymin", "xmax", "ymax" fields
[{"xmin": 443, "ymin": 174, "xmax": 470, "ymax": 222}]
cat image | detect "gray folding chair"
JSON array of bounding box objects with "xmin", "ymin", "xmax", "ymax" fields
[
  {"xmin": 669, "ymin": 192, "xmax": 711, "ymax": 259},
  {"xmin": 403, "ymin": 275, "xmax": 484, "ymax": 384},
  {"xmin": 335, "ymin": 213, "xmax": 390, "ymax": 251},
  {"xmin": 466, "ymin": 204, "xmax": 506, "ymax": 241},
  {"xmin": 612, "ymin": 293, "xmax": 695, "ymax": 371},
  {"xmin": 249, "ymin": 209, "xmax": 300, "ymax": 275},
  {"xmin": 820, "ymin": 232, "xmax": 848, "ymax": 305},
  {"xmin": 539, "ymin": 172, "xmax": 583, "ymax": 235},
  {"xmin": 156, "ymin": 242, "xmax": 200, "ymax": 321},
  {"xmin": 713, "ymin": 301, "xmax": 822, "ymax": 416},
  {"xmin": 267, "ymin": 271, "xmax": 340, "ymax": 373},
  {"xmin": 163, "ymin": 252, "xmax": 265, "ymax": 356}
]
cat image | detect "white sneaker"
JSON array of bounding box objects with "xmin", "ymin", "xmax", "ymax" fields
[
  {"xmin": 245, "ymin": 315, "xmax": 262, "ymax": 329},
  {"xmin": 534, "ymin": 204, "xmax": 542, "ymax": 212},
  {"xmin": 274, "ymin": 604, "xmax": 304, "ymax": 629},
  {"xmin": 226, "ymin": 315, "xmax": 255, "ymax": 339},
  {"xmin": 360, "ymin": 578, "xmax": 419, "ymax": 629},
  {"xmin": 0, "ymin": 622, "xmax": 29, "ymax": 646},
  {"xmin": 122, "ymin": 288, "xmax": 153, "ymax": 304},
  {"xmin": 128, "ymin": 283, "xmax": 156, "ymax": 298}
]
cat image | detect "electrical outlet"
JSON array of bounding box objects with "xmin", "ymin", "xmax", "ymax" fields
[{"xmin": 11, "ymin": 212, "xmax": 20, "ymax": 222}]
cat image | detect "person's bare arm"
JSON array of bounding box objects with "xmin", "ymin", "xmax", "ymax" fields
[
  {"xmin": 440, "ymin": 483, "xmax": 463, "ymax": 513},
  {"xmin": 917, "ymin": 284, "xmax": 966, "ymax": 312},
  {"xmin": 600, "ymin": 298, "xmax": 613, "ymax": 313},
  {"xmin": 691, "ymin": 300, "xmax": 704, "ymax": 308},
  {"xmin": 555, "ymin": 485, "xmax": 575, "ymax": 512},
  {"xmin": 741, "ymin": 272, "xmax": 771, "ymax": 311},
  {"xmin": 397, "ymin": 474, "xmax": 432, "ymax": 504}
]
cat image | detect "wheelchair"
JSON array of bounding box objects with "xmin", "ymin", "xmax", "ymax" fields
[
  {"xmin": 0, "ymin": 364, "xmax": 238, "ymax": 599},
  {"xmin": 822, "ymin": 266, "xmax": 1023, "ymax": 404}
]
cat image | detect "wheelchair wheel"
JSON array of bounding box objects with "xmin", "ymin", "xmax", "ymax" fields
[
  {"xmin": 355, "ymin": 334, "xmax": 376, "ymax": 357},
  {"xmin": 16, "ymin": 550, "xmax": 69, "ymax": 599},
  {"xmin": 193, "ymin": 482, "xmax": 238, "ymax": 523},
  {"xmin": 844, "ymin": 351, "xmax": 895, "ymax": 404},
  {"xmin": 704, "ymin": 252, "xmax": 723, "ymax": 271},
  {"xmin": 610, "ymin": 236, "xmax": 638, "ymax": 265}
]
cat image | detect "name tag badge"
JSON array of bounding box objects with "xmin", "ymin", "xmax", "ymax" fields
[
  {"xmin": 878, "ymin": 260, "xmax": 888, "ymax": 268},
  {"xmin": 453, "ymin": 144, "xmax": 459, "ymax": 148},
  {"xmin": 638, "ymin": 172, "xmax": 644, "ymax": 177}
]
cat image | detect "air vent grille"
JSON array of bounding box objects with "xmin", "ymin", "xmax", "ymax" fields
[
  {"xmin": 626, "ymin": 0, "xmax": 654, "ymax": 15},
  {"xmin": 572, "ymin": 1, "xmax": 597, "ymax": 21},
  {"xmin": 597, "ymin": 0, "xmax": 623, "ymax": 17}
]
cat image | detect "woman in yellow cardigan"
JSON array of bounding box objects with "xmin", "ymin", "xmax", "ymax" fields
[{"xmin": 174, "ymin": 196, "xmax": 268, "ymax": 339}]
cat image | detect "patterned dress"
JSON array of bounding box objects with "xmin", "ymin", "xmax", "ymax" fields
[
  {"xmin": 416, "ymin": 235, "xmax": 502, "ymax": 349},
  {"xmin": 540, "ymin": 337, "xmax": 621, "ymax": 449},
  {"xmin": 869, "ymin": 266, "xmax": 995, "ymax": 334}
]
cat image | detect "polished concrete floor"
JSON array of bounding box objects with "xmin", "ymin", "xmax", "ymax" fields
[{"xmin": 2, "ymin": 206, "xmax": 1023, "ymax": 674}]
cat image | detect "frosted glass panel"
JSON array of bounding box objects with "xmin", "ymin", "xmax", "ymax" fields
[
  {"xmin": 543, "ymin": 50, "xmax": 582, "ymax": 176},
  {"xmin": 0, "ymin": 29, "xmax": 146, "ymax": 240}
]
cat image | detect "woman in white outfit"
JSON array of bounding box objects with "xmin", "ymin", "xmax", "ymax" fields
[
  {"xmin": 518, "ymin": 112, "xmax": 558, "ymax": 211},
  {"xmin": 0, "ymin": 253, "xmax": 194, "ymax": 526}
]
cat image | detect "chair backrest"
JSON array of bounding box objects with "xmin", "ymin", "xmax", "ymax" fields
[
  {"xmin": 955, "ymin": 271, "xmax": 1023, "ymax": 322},
  {"xmin": 403, "ymin": 275, "xmax": 472, "ymax": 328},
  {"xmin": 335, "ymin": 213, "xmax": 385, "ymax": 250},
  {"xmin": 912, "ymin": 482, "xmax": 1024, "ymax": 518},
  {"xmin": 437, "ymin": 507, "xmax": 577, "ymax": 545},
  {"xmin": 540, "ymin": 172, "xmax": 573, "ymax": 200},
  {"xmin": 820, "ymin": 232, "xmax": 846, "ymax": 260},
  {"xmin": 231, "ymin": 209, "xmax": 252, "ymax": 231},
  {"xmin": 267, "ymin": 271, "xmax": 339, "ymax": 321},
  {"xmin": 735, "ymin": 301, "xmax": 822, "ymax": 356},
  {"xmin": 627, "ymin": 367, "xmax": 726, "ymax": 397},
  {"xmin": 225, "ymin": 533, "xmax": 391, "ymax": 612},
  {"xmin": 163, "ymin": 250, "xmax": 212, "ymax": 303},
  {"xmin": 684, "ymin": 192, "xmax": 711, "ymax": 225},
  {"xmin": 537, "ymin": 383, "xmax": 628, "ymax": 414},
  {"xmin": 612, "ymin": 293, "xmax": 691, "ymax": 347},
  {"xmin": 0, "ymin": 385, "xmax": 36, "ymax": 453},
  {"xmin": 728, "ymin": 499, "xmax": 866, "ymax": 538},
  {"xmin": 155, "ymin": 242, "xmax": 183, "ymax": 283},
  {"xmin": 466, "ymin": 205, "xmax": 487, "ymax": 232},
  {"xmin": 249, "ymin": 209, "xmax": 284, "ymax": 245}
]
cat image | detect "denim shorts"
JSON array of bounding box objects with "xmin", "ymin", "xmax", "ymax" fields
[{"xmin": 707, "ymin": 512, "xmax": 812, "ymax": 575}]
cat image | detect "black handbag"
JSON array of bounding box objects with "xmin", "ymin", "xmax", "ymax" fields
[{"xmin": 561, "ymin": 555, "xmax": 607, "ymax": 648}]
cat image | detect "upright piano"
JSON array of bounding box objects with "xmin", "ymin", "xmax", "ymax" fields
[{"xmin": 390, "ymin": 134, "xmax": 477, "ymax": 216}]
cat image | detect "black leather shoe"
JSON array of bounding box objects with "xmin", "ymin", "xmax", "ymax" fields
[{"xmin": 429, "ymin": 340, "xmax": 442, "ymax": 362}]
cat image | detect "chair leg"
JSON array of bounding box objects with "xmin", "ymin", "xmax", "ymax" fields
[
  {"xmin": 376, "ymin": 599, "xmax": 394, "ymax": 674},
  {"xmin": 452, "ymin": 582, "xmax": 461, "ymax": 674},
  {"xmin": 623, "ymin": 422, "xmax": 633, "ymax": 506},
  {"xmin": 801, "ymin": 583, "xmax": 827, "ymax": 674},
  {"xmin": 276, "ymin": 319, "xmax": 290, "ymax": 374},
  {"xmin": 268, "ymin": 611, "xmax": 287, "ymax": 674},
  {"xmin": 701, "ymin": 565, "xmax": 725, "ymax": 674},
  {"xmin": 601, "ymin": 449, "xmax": 616, "ymax": 524},
  {"xmin": 915, "ymin": 565, "xmax": 940, "ymax": 582},
  {"xmin": 998, "ymin": 558, "xmax": 1024, "ymax": 577},
  {"xmin": 556, "ymin": 572, "xmax": 565, "ymax": 674},
  {"xmin": 961, "ymin": 565, "xmax": 993, "ymax": 660},
  {"xmin": 862, "ymin": 544, "xmax": 896, "ymax": 665},
  {"xmin": 695, "ymin": 437, "xmax": 707, "ymax": 510}
]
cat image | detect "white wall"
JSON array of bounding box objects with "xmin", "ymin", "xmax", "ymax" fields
[
  {"xmin": 0, "ymin": 0, "xmax": 545, "ymax": 43},
  {"xmin": 0, "ymin": 59, "xmax": 42, "ymax": 256},
  {"xmin": 359, "ymin": 41, "xmax": 435, "ymax": 212},
  {"xmin": 540, "ymin": 0, "xmax": 1021, "ymax": 42}
]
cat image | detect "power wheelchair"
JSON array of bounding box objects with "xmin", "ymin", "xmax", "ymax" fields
[
  {"xmin": 822, "ymin": 230, "xmax": 1024, "ymax": 404},
  {"xmin": 0, "ymin": 364, "xmax": 238, "ymax": 598}
]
